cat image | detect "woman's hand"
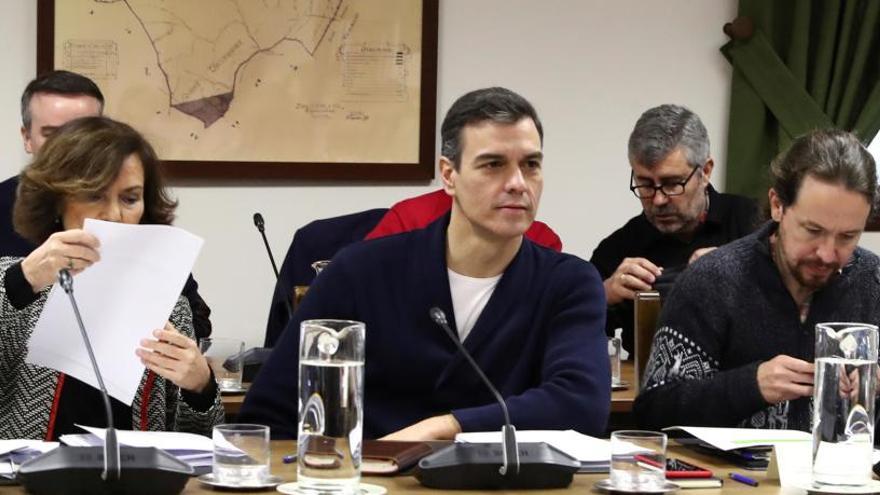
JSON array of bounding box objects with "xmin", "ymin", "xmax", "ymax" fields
[
  {"xmin": 21, "ymin": 229, "xmax": 101, "ymax": 292},
  {"xmin": 136, "ymin": 322, "xmax": 212, "ymax": 393}
]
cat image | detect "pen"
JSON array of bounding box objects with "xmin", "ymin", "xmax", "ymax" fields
[
  {"xmin": 282, "ymin": 454, "xmax": 297, "ymax": 464},
  {"xmin": 729, "ymin": 472, "xmax": 759, "ymax": 487}
]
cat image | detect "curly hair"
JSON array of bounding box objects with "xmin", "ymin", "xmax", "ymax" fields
[{"xmin": 14, "ymin": 116, "xmax": 177, "ymax": 244}]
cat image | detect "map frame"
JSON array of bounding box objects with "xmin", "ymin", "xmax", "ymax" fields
[{"xmin": 36, "ymin": 0, "xmax": 439, "ymax": 181}]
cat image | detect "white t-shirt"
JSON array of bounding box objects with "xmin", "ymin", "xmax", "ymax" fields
[{"xmin": 447, "ymin": 268, "xmax": 502, "ymax": 342}]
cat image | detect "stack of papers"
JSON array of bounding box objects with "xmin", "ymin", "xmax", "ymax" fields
[
  {"xmin": 456, "ymin": 430, "xmax": 612, "ymax": 472},
  {"xmin": 0, "ymin": 440, "xmax": 58, "ymax": 479},
  {"xmin": 664, "ymin": 426, "xmax": 811, "ymax": 450},
  {"xmin": 60, "ymin": 425, "xmax": 213, "ymax": 470}
]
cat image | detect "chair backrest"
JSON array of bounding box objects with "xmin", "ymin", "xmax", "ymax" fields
[
  {"xmin": 633, "ymin": 290, "xmax": 662, "ymax": 391},
  {"xmin": 262, "ymin": 208, "xmax": 388, "ymax": 347}
]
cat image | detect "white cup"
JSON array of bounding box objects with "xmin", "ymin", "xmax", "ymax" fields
[{"xmin": 212, "ymin": 424, "xmax": 270, "ymax": 486}]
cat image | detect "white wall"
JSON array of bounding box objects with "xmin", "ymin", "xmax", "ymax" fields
[{"xmin": 11, "ymin": 0, "xmax": 876, "ymax": 347}]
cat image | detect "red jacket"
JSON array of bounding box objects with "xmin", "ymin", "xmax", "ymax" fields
[{"xmin": 365, "ymin": 189, "xmax": 563, "ymax": 251}]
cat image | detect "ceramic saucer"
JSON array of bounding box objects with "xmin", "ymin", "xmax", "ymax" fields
[
  {"xmin": 276, "ymin": 482, "xmax": 387, "ymax": 494},
  {"xmin": 220, "ymin": 386, "xmax": 248, "ymax": 395},
  {"xmin": 797, "ymin": 479, "xmax": 880, "ymax": 494},
  {"xmin": 197, "ymin": 473, "xmax": 283, "ymax": 491},
  {"xmin": 593, "ymin": 478, "xmax": 679, "ymax": 493}
]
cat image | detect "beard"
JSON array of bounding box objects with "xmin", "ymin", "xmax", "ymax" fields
[
  {"xmin": 790, "ymin": 257, "xmax": 841, "ymax": 291},
  {"xmin": 773, "ymin": 228, "xmax": 841, "ymax": 292},
  {"xmin": 646, "ymin": 204, "xmax": 697, "ymax": 234}
]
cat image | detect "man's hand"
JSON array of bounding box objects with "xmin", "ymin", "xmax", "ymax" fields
[
  {"xmin": 380, "ymin": 414, "xmax": 462, "ymax": 441},
  {"xmin": 688, "ymin": 247, "xmax": 717, "ymax": 265},
  {"xmin": 756, "ymin": 355, "xmax": 814, "ymax": 404},
  {"xmin": 603, "ymin": 257, "xmax": 662, "ymax": 305}
]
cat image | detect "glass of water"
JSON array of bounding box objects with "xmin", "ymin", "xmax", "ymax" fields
[
  {"xmin": 297, "ymin": 319, "xmax": 365, "ymax": 495},
  {"xmin": 812, "ymin": 322, "xmax": 878, "ymax": 487},
  {"xmin": 199, "ymin": 338, "xmax": 245, "ymax": 391},
  {"xmin": 213, "ymin": 424, "xmax": 270, "ymax": 486},
  {"xmin": 610, "ymin": 430, "xmax": 667, "ymax": 491}
]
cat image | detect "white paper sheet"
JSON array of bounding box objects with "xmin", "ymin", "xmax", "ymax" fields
[
  {"xmin": 0, "ymin": 441, "xmax": 59, "ymax": 477},
  {"xmin": 67, "ymin": 425, "xmax": 213, "ymax": 452},
  {"xmin": 25, "ymin": 220, "xmax": 203, "ymax": 404},
  {"xmin": 456, "ymin": 430, "xmax": 612, "ymax": 463},
  {"xmin": 664, "ymin": 426, "xmax": 811, "ymax": 451}
]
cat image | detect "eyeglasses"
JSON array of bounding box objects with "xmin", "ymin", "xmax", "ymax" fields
[{"xmin": 629, "ymin": 165, "xmax": 702, "ymax": 199}]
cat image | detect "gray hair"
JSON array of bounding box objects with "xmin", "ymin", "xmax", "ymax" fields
[
  {"xmin": 771, "ymin": 128, "xmax": 877, "ymax": 214},
  {"xmin": 628, "ymin": 104, "xmax": 709, "ymax": 169}
]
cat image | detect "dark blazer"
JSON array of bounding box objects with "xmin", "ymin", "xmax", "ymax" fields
[{"xmin": 241, "ymin": 214, "xmax": 610, "ymax": 439}]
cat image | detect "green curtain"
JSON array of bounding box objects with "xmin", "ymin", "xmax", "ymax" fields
[{"xmin": 722, "ymin": 0, "xmax": 880, "ymax": 201}]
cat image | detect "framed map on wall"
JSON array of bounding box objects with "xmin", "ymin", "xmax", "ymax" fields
[{"xmin": 37, "ymin": 0, "xmax": 438, "ymax": 180}]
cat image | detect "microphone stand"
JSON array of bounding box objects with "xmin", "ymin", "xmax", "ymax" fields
[
  {"xmin": 428, "ymin": 307, "xmax": 519, "ymax": 477},
  {"xmin": 17, "ymin": 270, "xmax": 193, "ymax": 495},
  {"xmin": 58, "ymin": 269, "xmax": 120, "ymax": 482},
  {"xmin": 415, "ymin": 307, "xmax": 580, "ymax": 490},
  {"xmin": 253, "ymin": 212, "xmax": 294, "ymax": 328}
]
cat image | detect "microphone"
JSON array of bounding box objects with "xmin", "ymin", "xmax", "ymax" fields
[
  {"xmin": 253, "ymin": 213, "xmax": 280, "ymax": 280},
  {"xmin": 416, "ymin": 307, "xmax": 580, "ymax": 490},
  {"xmin": 18, "ymin": 270, "xmax": 192, "ymax": 495},
  {"xmin": 246, "ymin": 213, "xmax": 284, "ymax": 376}
]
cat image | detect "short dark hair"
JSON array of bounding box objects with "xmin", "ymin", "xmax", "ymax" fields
[
  {"xmin": 628, "ymin": 104, "xmax": 709, "ymax": 169},
  {"xmin": 771, "ymin": 128, "xmax": 877, "ymax": 214},
  {"xmin": 20, "ymin": 70, "xmax": 105, "ymax": 130},
  {"xmin": 440, "ymin": 87, "xmax": 543, "ymax": 169},
  {"xmin": 14, "ymin": 116, "xmax": 176, "ymax": 244}
]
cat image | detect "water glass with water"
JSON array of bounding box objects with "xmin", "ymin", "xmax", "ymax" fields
[
  {"xmin": 213, "ymin": 424, "xmax": 270, "ymax": 486},
  {"xmin": 610, "ymin": 430, "xmax": 667, "ymax": 491},
  {"xmin": 199, "ymin": 338, "xmax": 245, "ymax": 391},
  {"xmin": 297, "ymin": 319, "xmax": 365, "ymax": 495},
  {"xmin": 812, "ymin": 322, "xmax": 878, "ymax": 487}
]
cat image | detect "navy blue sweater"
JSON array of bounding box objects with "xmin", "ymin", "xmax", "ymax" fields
[{"xmin": 240, "ymin": 215, "xmax": 610, "ymax": 439}]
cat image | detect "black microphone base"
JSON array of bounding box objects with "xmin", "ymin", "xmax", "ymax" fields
[
  {"xmin": 18, "ymin": 446, "xmax": 193, "ymax": 495},
  {"xmin": 416, "ymin": 442, "xmax": 580, "ymax": 489}
]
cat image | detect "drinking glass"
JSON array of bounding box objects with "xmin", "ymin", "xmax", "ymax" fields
[
  {"xmin": 610, "ymin": 430, "xmax": 667, "ymax": 491},
  {"xmin": 199, "ymin": 338, "xmax": 245, "ymax": 391},
  {"xmin": 812, "ymin": 322, "xmax": 878, "ymax": 487},
  {"xmin": 297, "ymin": 319, "xmax": 365, "ymax": 495},
  {"xmin": 609, "ymin": 336, "xmax": 622, "ymax": 386},
  {"xmin": 212, "ymin": 424, "xmax": 270, "ymax": 486}
]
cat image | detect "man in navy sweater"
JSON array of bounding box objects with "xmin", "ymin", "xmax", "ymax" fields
[{"xmin": 241, "ymin": 87, "xmax": 610, "ymax": 440}]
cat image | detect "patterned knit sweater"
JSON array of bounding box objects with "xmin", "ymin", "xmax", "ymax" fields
[
  {"xmin": 634, "ymin": 221, "xmax": 880, "ymax": 432},
  {"xmin": 0, "ymin": 257, "xmax": 225, "ymax": 439}
]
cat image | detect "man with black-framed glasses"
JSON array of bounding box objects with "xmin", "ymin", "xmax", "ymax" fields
[{"xmin": 590, "ymin": 104, "xmax": 759, "ymax": 350}]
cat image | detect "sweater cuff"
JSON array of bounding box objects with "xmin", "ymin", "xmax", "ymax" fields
[
  {"xmin": 5, "ymin": 261, "xmax": 39, "ymax": 309},
  {"xmin": 725, "ymin": 361, "xmax": 768, "ymax": 419},
  {"xmin": 451, "ymin": 402, "xmax": 504, "ymax": 433},
  {"xmin": 181, "ymin": 370, "xmax": 219, "ymax": 412}
]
